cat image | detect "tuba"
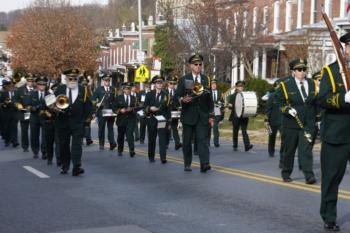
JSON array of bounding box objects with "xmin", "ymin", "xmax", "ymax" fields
[{"xmin": 56, "ymin": 95, "xmax": 69, "ymax": 110}]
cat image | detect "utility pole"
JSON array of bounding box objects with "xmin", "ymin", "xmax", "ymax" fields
[{"xmin": 138, "ymin": 0, "xmax": 143, "ymax": 63}]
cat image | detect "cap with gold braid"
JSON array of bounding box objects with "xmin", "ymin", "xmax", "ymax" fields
[
  {"xmin": 289, "ymin": 58, "xmax": 308, "ymax": 70},
  {"xmin": 63, "ymin": 68, "xmax": 80, "ymax": 77}
]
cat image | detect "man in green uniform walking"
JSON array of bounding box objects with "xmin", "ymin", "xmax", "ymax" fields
[
  {"xmin": 227, "ymin": 81, "xmax": 253, "ymax": 152},
  {"xmin": 14, "ymin": 73, "xmax": 34, "ymax": 152},
  {"xmin": 318, "ymin": 32, "xmax": 350, "ymax": 232},
  {"xmin": 176, "ymin": 53, "xmax": 214, "ymax": 172},
  {"xmin": 55, "ymin": 68, "xmax": 92, "ymax": 176},
  {"xmin": 276, "ymin": 58, "xmax": 317, "ymax": 185}
]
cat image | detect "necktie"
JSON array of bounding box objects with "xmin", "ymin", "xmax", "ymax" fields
[
  {"xmin": 69, "ymin": 89, "xmax": 73, "ymax": 105},
  {"xmin": 40, "ymin": 92, "xmax": 43, "ymax": 102},
  {"xmin": 195, "ymin": 75, "xmax": 199, "ymax": 83},
  {"xmin": 156, "ymin": 92, "xmax": 161, "ymax": 103},
  {"xmin": 300, "ymin": 81, "xmax": 307, "ymax": 100}
]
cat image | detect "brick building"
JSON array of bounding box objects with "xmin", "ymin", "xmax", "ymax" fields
[{"xmin": 157, "ymin": 0, "xmax": 350, "ymax": 86}]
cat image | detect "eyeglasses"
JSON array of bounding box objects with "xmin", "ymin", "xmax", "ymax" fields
[
  {"xmin": 194, "ymin": 63, "xmax": 202, "ymax": 66},
  {"xmin": 295, "ymin": 68, "xmax": 307, "ymax": 72}
]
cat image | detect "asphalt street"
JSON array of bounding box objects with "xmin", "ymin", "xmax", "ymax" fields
[{"xmin": 1, "ymin": 124, "xmax": 350, "ymax": 233}]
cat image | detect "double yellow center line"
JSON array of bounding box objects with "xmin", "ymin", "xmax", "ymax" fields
[{"xmin": 91, "ymin": 141, "xmax": 350, "ymax": 200}]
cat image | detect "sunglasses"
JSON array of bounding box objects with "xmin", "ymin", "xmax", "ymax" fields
[
  {"xmin": 68, "ymin": 77, "xmax": 78, "ymax": 81},
  {"xmin": 194, "ymin": 63, "xmax": 202, "ymax": 66},
  {"xmin": 295, "ymin": 68, "xmax": 307, "ymax": 72}
]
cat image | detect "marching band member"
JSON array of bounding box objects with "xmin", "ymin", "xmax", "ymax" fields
[
  {"xmin": 113, "ymin": 82, "xmax": 137, "ymax": 157},
  {"xmin": 28, "ymin": 75, "xmax": 48, "ymax": 159},
  {"xmin": 0, "ymin": 79, "xmax": 19, "ymax": 147},
  {"xmin": 266, "ymin": 81, "xmax": 283, "ymax": 162},
  {"xmin": 139, "ymin": 82, "xmax": 151, "ymax": 144},
  {"xmin": 144, "ymin": 75, "xmax": 171, "ymax": 163},
  {"xmin": 276, "ymin": 58, "xmax": 317, "ymax": 184},
  {"xmin": 92, "ymin": 73, "xmax": 117, "ymax": 150},
  {"xmin": 54, "ymin": 68, "xmax": 93, "ymax": 176},
  {"xmin": 14, "ymin": 73, "xmax": 34, "ymax": 152},
  {"xmin": 227, "ymin": 81, "xmax": 253, "ymax": 152},
  {"xmin": 166, "ymin": 76, "xmax": 182, "ymax": 150},
  {"xmin": 176, "ymin": 53, "xmax": 213, "ymax": 172},
  {"xmin": 208, "ymin": 79, "xmax": 224, "ymax": 148}
]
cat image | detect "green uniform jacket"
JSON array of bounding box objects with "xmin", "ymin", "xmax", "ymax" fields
[
  {"xmin": 317, "ymin": 61, "xmax": 350, "ymax": 144},
  {"xmin": 91, "ymin": 86, "xmax": 118, "ymax": 111},
  {"xmin": 144, "ymin": 89, "xmax": 171, "ymax": 125},
  {"xmin": 266, "ymin": 91, "xmax": 282, "ymax": 127},
  {"xmin": 113, "ymin": 94, "xmax": 137, "ymax": 127},
  {"xmin": 227, "ymin": 92, "xmax": 238, "ymax": 121},
  {"xmin": 175, "ymin": 73, "xmax": 213, "ymax": 125},
  {"xmin": 14, "ymin": 86, "xmax": 32, "ymax": 121},
  {"xmin": 54, "ymin": 84, "xmax": 92, "ymax": 130},
  {"xmin": 28, "ymin": 90, "xmax": 50, "ymax": 124},
  {"xmin": 276, "ymin": 76, "xmax": 317, "ymax": 133}
]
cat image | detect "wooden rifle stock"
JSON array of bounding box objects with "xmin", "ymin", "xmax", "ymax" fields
[{"xmin": 321, "ymin": 5, "xmax": 350, "ymax": 91}]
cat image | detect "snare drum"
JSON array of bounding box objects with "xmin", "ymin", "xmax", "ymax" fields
[
  {"xmin": 171, "ymin": 111, "xmax": 181, "ymax": 119},
  {"xmin": 102, "ymin": 109, "xmax": 117, "ymax": 117},
  {"xmin": 235, "ymin": 91, "xmax": 258, "ymax": 118}
]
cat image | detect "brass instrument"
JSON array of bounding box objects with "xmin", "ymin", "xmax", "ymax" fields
[{"xmin": 56, "ymin": 95, "xmax": 69, "ymax": 110}]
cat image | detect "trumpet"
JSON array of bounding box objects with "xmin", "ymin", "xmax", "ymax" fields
[{"xmin": 56, "ymin": 95, "xmax": 69, "ymax": 110}]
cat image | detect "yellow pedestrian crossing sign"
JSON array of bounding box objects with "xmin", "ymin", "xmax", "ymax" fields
[{"xmin": 135, "ymin": 64, "xmax": 149, "ymax": 82}]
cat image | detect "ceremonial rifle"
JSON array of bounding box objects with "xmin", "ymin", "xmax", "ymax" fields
[{"xmin": 321, "ymin": 5, "xmax": 350, "ymax": 90}]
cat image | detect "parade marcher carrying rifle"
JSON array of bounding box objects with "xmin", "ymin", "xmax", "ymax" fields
[{"xmin": 318, "ymin": 5, "xmax": 350, "ymax": 232}]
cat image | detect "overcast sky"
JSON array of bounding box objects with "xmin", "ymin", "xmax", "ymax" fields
[{"xmin": 1, "ymin": 0, "xmax": 108, "ymax": 12}]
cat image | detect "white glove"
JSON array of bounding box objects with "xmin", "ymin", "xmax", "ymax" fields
[
  {"xmin": 345, "ymin": 91, "xmax": 350, "ymax": 103},
  {"xmin": 96, "ymin": 102, "xmax": 102, "ymax": 108},
  {"xmin": 316, "ymin": 121, "xmax": 321, "ymax": 130},
  {"xmin": 288, "ymin": 108, "xmax": 297, "ymax": 117},
  {"xmin": 150, "ymin": 106, "xmax": 159, "ymax": 112}
]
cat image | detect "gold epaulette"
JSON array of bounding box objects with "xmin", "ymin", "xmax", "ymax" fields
[{"xmin": 83, "ymin": 86, "xmax": 88, "ymax": 102}]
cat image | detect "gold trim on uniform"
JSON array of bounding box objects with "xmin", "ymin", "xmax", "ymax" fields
[
  {"xmin": 322, "ymin": 66, "xmax": 336, "ymax": 93},
  {"xmin": 326, "ymin": 94, "xmax": 340, "ymax": 108}
]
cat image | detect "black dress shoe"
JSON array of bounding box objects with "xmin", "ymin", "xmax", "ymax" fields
[
  {"xmin": 283, "ymin": 177, "xmax": 293, "ymax": 182},
  {"xmin": 5, "ymin": 142, "xmax": 10, "ymax": 147},
  {"xmin": 149, "ymin": 158, "xmax": 155, "ymax": 163},
  {"xmin": 324, "ymin": 222, "xmax": 340, "ymax": 231},
  {"xmin": 57, "ymin": 161, "xmax": 62, "ymax": 167},
  {"xmin": 200, "ymin": 164, "xmax": 211, "ymax": 173},
  {"xmin": 175, "ymin": 143, "xmax": 182, "ymax": 150},
  {"xmin": 118, "ymin": 152, "xmax": 123, "ymax": 156},
  {"xmin": 110, "ymin": 143, "xmax": 117, "ymax": 150},
  {"xmin": 305, "ymin": 176, "xmax": 317, "ymax": 185},
  {"xmin": 214, "ymin": 144, "xmax": 220, "ymax": 148},
  {"xmin": 130, "ymin": 151, "xmax": 135, "ymax": 157},
  {"xmin": 72, "ymin": 167, "xmax": 84, "ymax": 176},
  {"xmin": 33, "ymin": 154, "xmax": 39, "ymax": 159},
  {"xmin": 60, "ymin": 168, "xmax": 69, "ymax": 174},
  {"xmin": 161, "ymin": 159, "xmax": 167, "ymax": 164},
  {"xmin": 12, "ymin": 142, "xmax": 19, "ymax": 148},
  {"xmin": 86, "ymin": 139, "xmax": 93, "ymax": 146},
  {"xmin": 42, "ymin": 154, "xmax": 47, "ymax": 160},
  {"xmin": 245, "ymin": 144, "xmax": 253, "ymax": 152},
  {"xmin": 184, "ymin": 166, "xmax": 192, "ymax": 172},
  {"xmin": 23, "ymin": 148, "xmax": 29, "ymax": 152},
  {"xmin": 269, "ymin": 153, "xmax": 275, "ymax": 157}
]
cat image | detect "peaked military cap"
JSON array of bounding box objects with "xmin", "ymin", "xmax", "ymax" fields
[
  {"xmin": 122, "ymin": 82, "xmax": 133, "ymax": 89},
  {"xmin": 312, "ymin": 71, "xmax": 322, "ymax": 80},
  {"xmin": 340, "ymin": 32, "xmax": 350, "ymax": 45},
  {"xmin": 25, "ymin": 73, "xmax": 34, "ymax": 81},
  {"xmin": 235, "ymin": 80, "xmax": 245, "ymax": 87},
  {"xmin": 2, "ymin": 79, "xmax": 11, "ymax": 86},
  {"xmin": 289, "ymin": 58, "xmax": 307, "ymax": 70},
  {"xmin": 102, "ymin": 72, "xmax": 112, "ymax": 80},
  {"xmin": 211, "ymin": 78, "xmax": 218, "ymax": 84},
  {"xmin": 63, "ymin": 68, "xmax": 80, "ymax": 77},
  {"xmin": 167, "ymin": 76, "xmax": 178, "ymax": 83},
  {"xmin": 152, "ymin": 75, "xmax": 165, "ymax": 83},
  {"xmin": 188, "ymin": 53, "xmax": 204, "ymax": 64},
  {"xmin": 35, "ymin": 76, "xmax": 48, "ymax": 85}
]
